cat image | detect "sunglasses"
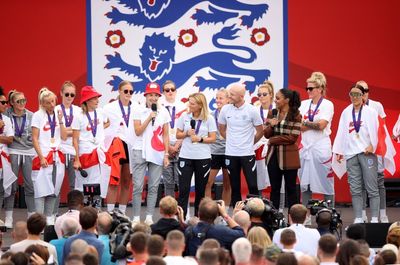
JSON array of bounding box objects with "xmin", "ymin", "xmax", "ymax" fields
[
  {"xmin": 164, "ymin": 88, "xmax": 176, "ymax": 93},
  {"xmin": 349, "ymin": 92, "xmax": 363, "ymax": 98},
  {"xmin": 0, "ymin": 101, "xmax": 8, "ymax": 105},
  {"xmin": 123, "ymin": 89, "xmax": 134, "ymax": 95},
  {"xmin": 16, "ymin": 98, "xmax": 27, "ymax": 104},
  {"xmin": 257, "ymin": 92, "xmax": 269, "ymax": 97},
  {"xmin": 64, "ymin": 93, "xmax": 75, "ymax": 98},
  {"xmin": 305, "ymin": 87, "xmax": 319, "ymax": 92}
]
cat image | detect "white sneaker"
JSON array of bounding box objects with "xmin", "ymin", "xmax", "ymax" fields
[
  {"xmin": 304, "ymin": 216, "xmax": 312, "ymax": 226},
  {"xmin": 370, "ymin": 217, "xmax": 379, "ymax": 223},
  {"xmin": 362, "ymin": 215, "xmax": 368, "ymax": 223},
  {"xmin": 144, "ymin": 218, "xmax": 153, "ymax": 226},
  {"xmin": 380, "ymin": 215, "xmax": 389, "ymax": 223},
  {"xmin": 354, "ymin": 218, "xmax": 364, "ymax": 224},
  {"xmin": 131, "ymin": 219, "xmax": 140, "ymax": 228},
  {"xmin": 5, "ymin": 217, "xmax": 13, "ymax": 229}
]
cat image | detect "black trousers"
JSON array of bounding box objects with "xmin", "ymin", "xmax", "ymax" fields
[
  {"xmin": 178, "ymin": 158, "xmax": 211, "ymax": 217},
  {"xmin": 268, "ymin": 151, "xmax": 299, "ymax": 210},
  {"xmin": 225, "ymin": 155, "xmax": 258, "ymax": 207}
]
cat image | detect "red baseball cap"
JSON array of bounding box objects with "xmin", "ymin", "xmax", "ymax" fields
[{"xmin": 144, "ymin": 82, "xmax": 161, "ymax": 96}]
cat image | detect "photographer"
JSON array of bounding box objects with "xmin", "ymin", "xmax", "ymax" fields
[
  {"xmin": 185, "ymin": 198, "xmax": 244, "ymax": 256},
  {"xmin": 316, "ymin": 209, "xmax": 333, "ymax": 236},
  {"xmin": 309, "ymin": 200, "xmax": 342, "ymax": 239},
  {"xmin": 239, "ymin": 198, "xmax": 274, "ymax": 238}
]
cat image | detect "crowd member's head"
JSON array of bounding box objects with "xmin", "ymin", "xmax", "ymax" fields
[
  {"xmin": 276, "ymin": 252, "xmax": 297, "ymax": 265},
  {"xmin": 349, "ymin": 255, "xmax": 369, "ymax": 265},
  {"xmin": 388, "ymin": 221, "xmax": 400, "ymax": 232},
  {"xmin": 197, "ymin": 248, "xmax": 219, "ymax": 265},
  {"xmin": 8, "ymin": 90, "xmax": 27, "ymax": 113},
  {"xmin": 60, "ymin": 81, "xmax": 76, "ymax": 106},
  {"xmin": 386, "ymin": 226, "xmax": 400, "ymax": 247},
  {"xmin": 128, "ymin": 232, "xmax": 149, "ymax": 261},
  {"xmin": 298, "ymin": 254, "xmax": 319, "ymax": 265},
  {"xmin": 162, "ymin": 80, "xmax": 177, "ymax": 103},
  {"xmin": 61, "ymin": 218, "xmax": 80, "ymax": 237},
  {"xmin": 336, "ymin": 239, "xmax": 361, "ymax": 265},
  {"xmin": 79, "ymin": 207, "xmax": 98, "ymax": 231},
  {"xmin": 265, "ymin": 244, "xmax": 282, "ymax": 265},
  {"xmin": 280, "ymin": 229, "xmax": 296, "ymax": 249},
  {"xmin": 250, "ymin": 244, "xmax": 266, "ymax": 265},
  {"xmin": 27, "ymin": 213, "xmax": 47, "ymax": 236},
  {"xmin": 80, "ymin": 86, "xmax": 102, "ymax": 113},
  {"xmin": 346, "ymin": 224, "xmax": 366, "ymax": 241},
  {"xmin": 1, "ymin": 251, "xmax": 14, "ymax": 261},
  {"xmin": 318, "ymin": 234, "xmax": 338, "ymax": 262},
  {"xmin": 245, "ymin": 198, "xmax": 265, "ymax": 220},
  {"xmin": 218, "ymin": 248, "xmax": 231, "ymax": 265},
  {"xmin": 70, "ymin": 239, "xmax": 89, "ymax": 256},
  {"xmin": 316, "ymin": 209, "xmax": 332, "ymax": 231},
  {"xmin": 232, "ymin": 237, "xmax": 252, "ymax": 264},
  {"xmin": 165, "ymin": 230, "xmax": 185, "ymax": 256},
  {"xmin": 82, "ymin": 253, "xmax": 99, "ymax": 265},
  {"xmin": 146, "ymin": 256, "xmax": 166, "ymax": 265},
  {"xmin": 0, "ymin": 259, "xmax": 14, "ymax": 265},
  {"xmin": 380, "ymin": 243, "xmax": 399, "ymax": 263},
  {"xmin": 275, "ymin": 88, "xmax": 301, "ymax": 121},
  {"xmin": 215, "ymin": 89, "xmax": 230, "ymax": 110},
  {"xmin": 97, "ymin": 212, "xmax": 112, "ymax": 235},
  {"xmin": 12, "ymin": 221, "xmax": 28, "ymax": 243},
  {"xmin": 377, "ymin": 249, "xmax": 397, "ymax": 265},
  {"xmin": 159, "ymin": 196, "xmax": 178, "ymax": 217},
  {"xmin": 188, "ymin": 92, "xmax": 209, "ymax": 121},
  {"xmin": 65, "ymin": 254, "xmax": 83, "ymax": 265},
  {"xmin": 147, "ymin": 234, "xmax": 165, "ymax": 257},
  {"xmin": 132, "ymin": 222, "xmax": 151, "ymax": 235},
  {"xmin": 349, "ymin": 84, "xmax": 365, "ymax": 109},
  {"xmin": 117, "ymin": 80, "xmax": 134, "ymax": 103},
  {"xmin": 356, "ymin": 240, "xmax": 370, "ymax": 259},
  {"xmin": 25, "ymin": 244, "xmax": 49, "ymax": 264},
  {"xmin": 233, "ymin": 210, "xmax": 251, "ymax": 235},
  {"xmin": 288, "ymin": 204, "xmax": 307, "ymax": 225},
  {"xmin": 38, "ymin": 87, "xmax": 57, "ymax": 112},
  {"xmin": 257, "ymin": 81, "xmax": 274, "ymax": 107},
  {"xmin": 228, "ymin": 83, "xmax": 246, "ymax": 107},
  {"xmin": 67, "ymin": 190, "xmax": 84, "ymax": 210},
  {"xmin": 306, "ymin": 71, "xmax": 327, "ymax": 97},
  {"xmin": 196, "ymin": 238, "xmax": 221, "ymax": 259},
  {"xmin": 10, "ymin": 252, "xmax": 29, "ymax": 265},
  {"xmin": 247, "ymin": 226, "xmax": 272, "ymax": 249},
  {"xmin": 198, "ymin": 198, "xmax": 219, "ymax": 224}
]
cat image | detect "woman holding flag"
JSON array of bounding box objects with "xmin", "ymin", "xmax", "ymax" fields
[
  {"xmin": 332, "ymin": 84, "xmax": 380, "ymax": 223},
  {"xmin": 31, "ymin": 88, "xmax": 67, "ymax": 225}
]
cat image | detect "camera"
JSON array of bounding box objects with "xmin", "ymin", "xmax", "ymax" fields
[
  {"xmin": 109, "ymin": 210, "xmax": 134, "ymax": 262},
  {"xmin": 308, "ymin": 200, "xmax": 343, "ymax": 239},
  {"xmin": 83, "ymin": 184, "xmax": 102, "ymax": 208}
]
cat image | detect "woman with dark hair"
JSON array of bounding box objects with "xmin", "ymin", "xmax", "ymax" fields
[
  {"xmin": 336, "ymin": 239, "xmax": 361, "ymax": 265},
  {"xmin": 264, "ymin": 88, "xmax": 302, "ymax": 210}
]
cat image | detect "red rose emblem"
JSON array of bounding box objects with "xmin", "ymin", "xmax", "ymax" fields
[
  {"xmin": 178, "ymin": 29, "xmax": 198, "ymax": 47},
  {"xmin": 250, "ymin": 28, "xmax": 270, "ymax": 46},
  {"xmin": 106, "ymin": 30, "xmax": 125, "ymax": 48}
]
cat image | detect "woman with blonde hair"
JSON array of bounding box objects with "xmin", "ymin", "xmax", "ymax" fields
[
  {"xmin": 176, "ymin": 92, "xmax": 217, "ymax": 217},
  {"xmin": 247, "ymin": 226, "xmax": 272, "ymax": 249},
  {"xmin": 31, "ymin": 87, "xmax": 67, "ymax": 224}
]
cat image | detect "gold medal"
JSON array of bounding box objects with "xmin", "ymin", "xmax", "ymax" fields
[
  {"xmin": 50, "ymin": 137, "xmax": 55, "ymax": 144},
  {"xmin": 356, "ymin": 133, "xmax": 360, "ymax": 139},
  {"xmin": 170, "ymin": 128, "xmax": 176, "ymax": 136}
]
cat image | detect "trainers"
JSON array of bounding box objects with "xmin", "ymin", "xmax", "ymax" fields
[
  {"xmin": 362, "ymin": 215, "xmax": 368, "ymax": 223},
  {"xmin": 354, "ymin": 218, "xmax": 364, "ymax": 224},
  {"xmin": 144, "ymin": 218, "xmax": 153, "ymax": 226},
  {"xmin": 304, "ymin": 215, "xmax": 312, "ymax": 226},
  {"xmin": 370, "ymin": 217, "xmax": 379, "ymax": 223},
  {"xmin": 5, "ymin": 217, "xmax": 13, "ymax": 229},
  {"xmin": 131, "ymin": 219, "xmax": 140, "ymax": 228},
  {"xmin": 380, "ymin": 215, "xmax": 389, "ymax": 223}
]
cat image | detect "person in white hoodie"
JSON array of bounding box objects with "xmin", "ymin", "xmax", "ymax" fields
[{"xmin": 332, "ymin": 84, "xmax": 380, "ymax": 223}]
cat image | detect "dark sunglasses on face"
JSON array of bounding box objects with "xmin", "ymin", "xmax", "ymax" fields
[
  {"xmin": 164, "ymin": 88, "xmax": 176, "ymax": 93},
  {"xmin": 64, "ymin": 93, "xmax": 75, "ymax": 98},
  {"xmin": 349, "ymin": 92, "xmax": 363, "ymax": 98},
  {"xmin": 16, "ymin": 99, "xmax": 27, "ymax": 104},
  {"xmin": 0, "ymin": 101, "xmax": 8, "ymax": 105},
  {"xmin": 123, "ymin": 89, "xmax": 134, "ymax": 95},
  {"xmin": 305, "ymin": 86, "xmax": 319, "ymax": 92},
  {"xmin": 257, "ymin": 92, "xmax": 269, "ymax": 97}
]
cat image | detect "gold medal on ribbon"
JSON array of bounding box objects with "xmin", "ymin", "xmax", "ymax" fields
[
  {"xmin": 50, "ymin": 137, "xmax": 56, "ymax": 144},
  {"xmin": 356, "ymin": 133, "xmax": 360, "ymax": 139}
]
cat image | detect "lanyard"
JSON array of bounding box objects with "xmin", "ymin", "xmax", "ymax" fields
[
  {"xmin": 47, "ymin": 112, "xmax": 56, "ymax": 138},
  {"xmin": 119, "ymin": 100, "xmax": 131, "ymax": 127},
  {"xmin": 86, "ymin": 110, "xmax": 98, "ymax": 138},
  {"xmin": 13, "ymin": 114, "xmax": 27, "ymax": 137},
  {"xmin": 61, "ymin": 104, "xmax": 74, "ymax": 127},
  {"xmin": 166, "ymin": 106, "xmax": 176, "ymax": 128},
  {"xmin": 307, "ymin": 97, "xmax": 323, "ymax": 122},
  {"xmin": 352, "ymin": 106, "xmax": 363, "ymax": 134}
]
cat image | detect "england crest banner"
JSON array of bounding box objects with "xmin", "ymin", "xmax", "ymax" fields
[{"xmin": 87, "ymin": 0, "xmax": 288, "ymax": 107}]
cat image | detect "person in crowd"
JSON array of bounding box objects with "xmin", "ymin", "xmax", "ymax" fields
[
  {"xmin": 146, "ymin": 257, "xmax": 166, "ymax": 265},
  {"xmin": 176, "ymin": 92, "xmax": 216, "ymax": 217},
  {"xmin": 9, "ymin": 213, "xmax": 58, "ymax": 264},
  {"xmin": 50, "ymin": 217, "xmax": 80, "ymax": 265},
  {"xmin": 160, "ymin": 80, "xmax": 187, "ymax": 198},
  {"xmin": 273, "ymin": 204, "xmax": 320, "ymax": 256},
  {"xmin": 150, "ymin": 196, "xmax": 186, "ymax": 239},
  {"xmin": 276, "ymin": 252, "xmax": 297, "ymax": 265},
  {"xmin": 25, "ymin": 244, "xmax": 49, "ymax": 265},
  {"xmin": 5, "ymin": 90, "xmax": 36, "ymax": 223},
  {"xmin": 386, "ymin": 226, "xmax": 400, "ymax": 247},
  {"xmin": 265, "ymin": 244, "xmax": 283, "ymax": 265},
  {"xmin": 247, "ymin": 226, "xmax": 272, "ymax": 250},
  {"xmin": 64, "ymin": 253, "xmax": 84, "ymax": 265},
  {"xmin": 332, "ymin": 84, "xmax": 380, "ymax": 223},
  {"xmin": 164, "ymin": 230, "xmax": 197, "ymax": 265},
  {"xmin": 103, "ymin": 80, "xmax": 136, "ymax": 214},
  {"xmin": 197, "ymin": 248, "xmax": 219, "ymax": 265},
  {"xmin": 11, "ymin": 221, "xmax": 28, "ymax": 243},
  {"xmin": 72, "ymin": 86, "xmax": 111, "ymax": 200},
  {"xmin": 147, "ymin": 234, "xmax": 165, "ymax": 257},
  {"xmin": 254, "ymin": 81, "xmax": 275, "ymax": 194},
  {"xmin": 299, "ymin": 72, "xmax": 335, "ymax": 225},
  {"xmin": 31, "ymin": 88, "xmax": 67, "ymax": 225},
  {"xmin": 335, "ymin": 239, "xmax": 361, "ymax": 265},
  {"xmin": 218, "ymin": 83, "xmax": 263, "ymax": 206},
  {"xmin": 63, "ymin": 207, "xmax": 104, "ymax": 262},
  {"xmin": 318, "ymin": 234, "xmax": 339, "ymax": 265},
  {"xmin": 82, "ymin": 253, "xmax": 99, "ymax": 265},
  {"xmin": 392, "ymin": 113, "xmax": 400, "ymax": 142},
  {"xmin": 264, "ymin": 88, "xmax": 302, "ymax": 210},
  {"xmin": 55, "ymin": 190, "xmax": 84, "ymax": 239},
  {"xmin": 242, "ymin": 197, "xmax": 273, "ymax": 237},
  {"xmin": 231, "ymin": 237, "xmax": 252, "ymax": 265},
  {"xmin": 280, "ymin": 229, "xmax": 303, "ymax": 257},
  {"xmin": 0, "ymin": 87, "xmax": 16, "ymax": 229},
  {"xmin": 316, "ymin": 209, "xmax": 333, "ymax": 236},
  {"xmin": 131, "ymin": 82, "xmax": 170, "ymax": 226},
  {"xmin": 250, "ymin": 244, "xmax": 266, "ymax": 265},
  {"xmin": 298, "ymin": 255, "xmax": 319, "ymax": 265},
  {"xmin": 54, "ymin": 81, "xmax": 80, "ymax": 215},
  {"xmin": 97, "ymin": 211, "xmax": 115, "ymax": 265},
  {"xmin": 185, "ymin": 198, "xmax": 244, "ymax": 256},
  {"xmin": 69, "ymin": 239, "xmax": 89, "ymax": 257},
  {"xmin": 380, "ymin": 244, "xmax": 399, "ymax": 263},
  {"xmin": 232, "ymin": 210, "xmax": 251, "ymax": 235},
  {"xmin": 205, "ymin": 89, "xmax": 231, "ymax": 206},
  {"xmin": 126, "ymin": 231, "xmax": 149, "ymax": 265},
  {"xmin": 357, "ymin": 80, "xmax": 393, "ymax": 223}
]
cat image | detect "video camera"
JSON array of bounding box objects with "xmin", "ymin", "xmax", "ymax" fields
[
  {"xmin": 242, "ymin": 195, "xmax": 287, "ymax": 232},
  {"xmin": 109, "ymin": 210, "xmax": 134, "ymax": 262},
  {"xmin": 308, "ymin": 200, "xmax": 343, "ymax": 239},
  {"xmin": 83, "ymin": 184, "xmax": 102, "ymax": 208}
]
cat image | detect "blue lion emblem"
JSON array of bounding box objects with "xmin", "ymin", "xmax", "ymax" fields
[
  {"xmin": 105, "ymin": 25, "xmax": 270, "ymax": 93},
  {"xmin": 107, "ymin": 0, "xmax": 268, "ymax": 28}
]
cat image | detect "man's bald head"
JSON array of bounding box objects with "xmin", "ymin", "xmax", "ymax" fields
[
  {"xmin": 229, "ymin": 83, "xmax": 246, "ymax": 105},
  {"xmin": 230, "ymin": 83, "xmax": 246, "ymax": 96}
]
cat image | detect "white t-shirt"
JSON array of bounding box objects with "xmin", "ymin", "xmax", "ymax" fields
[
  {"xmin": 176, "ymin": 112, "xmax": 217, "ymax": 160},
  {"xmin": 0, "ymin": 114, "xmax": 14, "ymax": 152},
  {"xmin": 71, "ymin": 108, "xmax": 106, "ymax": 155},
  {"xmin": 161, "ymin": 98, "xmax": 187, "ymax": 145},
  {"xmin": 31, "ymin": 109, "xmax": 62, "ymax": 155},
  {"xmin": 10, "ymin": 239, "xmax": 58, "ymax": 264},
  {"xmin": 55, "ymin": 104, "xmax": 80, "ymax": 155},
  {"xmin": 164, "ymin": 256, "xmax": 197, "ymax": 265},
  {"xmin": 300, "ymin": 98, "xmax": 334, "ymax": 146},
  {"xmin": 366, "ymin": 99, "xmax": 386, "ymax": 118},
  {"xmin": 218, "ymin": 103, "xmax": 263, "ymax": 156}
]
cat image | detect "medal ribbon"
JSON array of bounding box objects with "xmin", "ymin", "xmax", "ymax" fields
[
  {"xmin": 195, "ymin": 120, "xmax": 202, "ymax": 135},
  {"xmin": 308, "ymin": 97, "xmax": 324, "ymax": 122},
  {"xmin": 0, "ymin": 114, "xmax": 3, "ymax": 134},
  {"xmin": 166, "ymin": 106, "xmax": 176, "ymax": 128},
  {"xmin": 119, "ymin": 100, "xmax": 131, "ymax": 127},
  {"xmin": 352, "ymin": 106, "xmax": 363, "ymax": 134},
  {"xmin": 47, "ymin": 111, "xmax": 56, "ymax": 138},
  {"xmin": 61, "ymin": 104, "xmax": 73, "ymax": 127},
  {"xmin": 13, "ymin": 114, "xmax": 27, "ymax": 137},
  {"xmin": 86, "ymin": 110, "xmax": 98, "ymax": 138}
]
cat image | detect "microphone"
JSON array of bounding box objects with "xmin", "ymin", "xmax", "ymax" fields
[
  {"xmin": 78, "ymin": 168, "xmax": 88, "ymax": 178},
  {"xmin": 271, "ymin": 109, "xmax": 278, "ymax": 118},
  {"xmin": 190, "ymin": 119, "xmax": 196, "ymax": 130},
  {"xmin": 151, "ymin": 103, "xmax": 157, "ymax": 126}
]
